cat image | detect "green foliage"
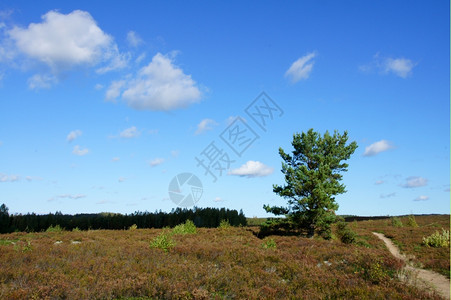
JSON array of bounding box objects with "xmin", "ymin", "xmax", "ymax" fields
[
  {"xmin": 422, "ymin": 229, "xmax": 450, "ymax": 247},
  {"xmin": 46, "ymin": 224, "xmax": 64, "ymax": 232},
  {"xmin": 335, "ymin": 221, "xmax": 356, "ymax": 244},
  {"xmin": 261, "ymin": 238, "xmax": 277, "ymax": 250},
  {"xmin": 390, "ymin": 217, "xmax": 403, "ymax": 228},
  {"xmin": 172, "ymin": 220, "xmax": 197, "ymax": 234},
  {"xmin": 150, "ymin": 231, "xmax": 176, "ymax": 252},
  {"xmin": 219, "ymin": 219, "xmax": 231, "ymax": 229},
  {"xmin": 129, "ymin": 224, "xmax": 138, "ymax": 230},
  {"xmin": 266, "ymin": 129, "xmax": 357, "ymax": 237},
  {"xmin": 364, "ymin": 260, "xmax": 386, "ymax": 284},
  {"xmin": 406, "ymin": 215, "xmax": 418, "ymax": 227},
  {"xmin": 72, "ymin": 227, "xmax": 81, "ymax": 232}
]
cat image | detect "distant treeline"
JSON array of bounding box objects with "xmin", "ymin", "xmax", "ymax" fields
[{"xmin": 0, "ymin": 204, "xmax": 247, "ymax": 233}]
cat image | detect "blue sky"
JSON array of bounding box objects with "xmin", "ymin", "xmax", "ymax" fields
[{"xmin": 0, "ymin": 1, "xmax": 449, "ymax": 217}]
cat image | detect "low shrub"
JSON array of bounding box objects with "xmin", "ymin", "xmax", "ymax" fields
[
  {"xmin": 172, "ymin": 220, "xmax": 197, "ymax": 235},
  {"xmin": 219, "ymin": 219, "xmax": 231, "ymax": 229},
  {"xmin": 261, "ymin": 238, "xmax": 277, "ymax": 250},
  {"xmin": 335, "ymin": 221, "xmax": 356, "ymax": 244},
  {"xmin": 406, "ymin": 215, "xmax": 418, "ymax": 227},
  {"xmin": 129, "ymin": 224, "xmax": 138, "ymax": 230},
  {"xmin": 422, "ymin": 229, "xmax": 450, "ymax": 247},
  {"xmin": 150, "ymin": 231, "xmax": 175, "ymax": 252},
  {"xmin": 390, "ymin": 217, "xmax": 403, "ymax": 228},
  {"xmin": 46, "ymin": 225, "xmax": 63, "ymax": 232}
]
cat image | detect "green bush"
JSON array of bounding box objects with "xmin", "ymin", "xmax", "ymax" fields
[
  {"xmin": 219, "ymin": 219, "xmax": 231, "ymax": 229},
  {"xmin": 172, "ymin": 220, "xmax": 197, "ymax": 235},
  {"xmin": 406, "ymin": 215, "xmax": 418, "ymax": 227},
  {"xmin": 390, "ymin": 217, "xmax": 403, "ymax": 228},
  {"xmin": 261, "ymin": 238, "xmax": 277, "ymax": 250},
  {"xmin": 72, "ymin": 227, "xmax": 81, "ymax": 232},
  {"xmin": 150, "ymin": 231, "xmax": 175, "ymax": 252},
  {"xmin": 335, "ymin": 221, "xmax": 356, "ymax": 244},
  {"xmin": 129, "ymin": 224, "xmax": 138, "ymax": 230},
  {"xmin": 46, "ymin": 225, "xmax": 63, "ymax": 232},
  {"xmin": 422, "ymin": 229, "xmax": 450, "ymax": 247}
]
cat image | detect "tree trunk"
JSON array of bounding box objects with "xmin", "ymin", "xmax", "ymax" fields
[{"xmin": 307, "ymin": 225, "xmax": 315, "ymax": 238}]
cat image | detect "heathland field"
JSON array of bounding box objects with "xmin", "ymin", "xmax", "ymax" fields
[{"xmin": 0, "ymin": 215, "xmax": 449, "ymax": 299}]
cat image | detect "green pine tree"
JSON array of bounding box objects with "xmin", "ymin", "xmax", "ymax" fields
[{"xmin": 265, "ymin": 129, "xmax": 357, "ymax": 238}]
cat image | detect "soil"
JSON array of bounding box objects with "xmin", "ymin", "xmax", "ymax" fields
[{"xmin": 373, "ymin": 232, "xmax": 450, "ymax": 300}]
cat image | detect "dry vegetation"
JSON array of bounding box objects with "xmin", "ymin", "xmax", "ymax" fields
[{"xmin": 0, "ymin": 215, "xmax": 448, "ymax": 299}]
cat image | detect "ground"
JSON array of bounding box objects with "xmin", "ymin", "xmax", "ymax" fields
[{"xmin": 0, "ymin": 215, "xmax": 448, "ymax": 299}]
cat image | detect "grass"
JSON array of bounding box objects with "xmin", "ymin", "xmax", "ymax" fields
[{"xmin": 0, "ymin": 215, "xmax": 447, "ymax": 299}]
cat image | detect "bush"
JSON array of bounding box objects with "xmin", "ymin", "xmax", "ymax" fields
[
  {"xmin": 46, "ymin": 225, "xmax": 63, "ymax": 232},
  {"xmin": 261, "ymin": 238, "xmax": 277, "ymax": 250},
  {"xmin": 390, "ymin": 217, "xmax": 403, "ymax": 228},
  {"xmin": 422, "ymin": 229, "xmax": 450, "ymax": 247},
  {"xmin": 129, "ymin": 224, "xmax": 138, "ymax": 230},
  {"xmin": 150, "ymin": 231, "xmax": 175, "ymax": 252},
  {"xmin": 219, "ymin": 219, "xmax": 231, "ymax": 229},
  {"xmin": 72, "ymin": 227, "xmax": 81, "ymax": 232},
  {"xmin": 335, "ymin": 221, "xmax": 356, "ymax": 244},
  {"xmin": 406, "ymin": 215, "xmax": 418, "ymax": 227},
  {"xmin": 172, "ymin": 220, "xmax": 196, "ymax": 235}
]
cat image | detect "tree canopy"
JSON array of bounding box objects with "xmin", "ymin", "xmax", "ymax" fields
[{"xmin": 265, "ymin": 129, "xmax": 357, "ymax": 238}]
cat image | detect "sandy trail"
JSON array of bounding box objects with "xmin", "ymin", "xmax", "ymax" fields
[{"xmin": 372, "ymin": 232, "xmax": 450, "ymax": 300}]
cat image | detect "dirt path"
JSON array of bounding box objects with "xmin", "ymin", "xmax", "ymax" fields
[{"xmin": 372, "ymin": 232, "xmax": 450, "ymax": 300}]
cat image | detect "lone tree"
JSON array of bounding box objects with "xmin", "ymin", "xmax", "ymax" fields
[{"xmin": 264, "ymin": 129, "xmax": 357, "ymax": 238}]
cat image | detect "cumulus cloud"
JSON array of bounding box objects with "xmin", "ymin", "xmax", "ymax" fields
[
  {"xmin": 0, "ymin": 173, "xmax": 20, "ymax": 182},
  {"xmin": 72, "ymin": 145, "xmax": 89, "ymax": 156},
  {"xmin": 228, "ymin": 161, "xmax": 274, "ymax": 178},
  {"xmin": 119, "ymin": 126, "xmax": 140, "ymax": 138},
  {"xmin": 118, "ymin": 53, "xmax": 202, "ymax": 110},
  {"xmin": 414, "ymin": 195, "xmax": 429, "ymax": 201},
  {"xmin": 27, "ymin": 74, "xmax": 56, "ymax": 89},
  {"xmin": 6, "ymin": 10, "xmax": 127, "ymax": 85},
  {"xmin": 384, "ymin": 58, "xmax": 415, "ymax": 78},
  {"xmin": 105, "ymin": 80, "xmax": 126, "ymax": 101},
  {"xmin": 401, "ymin": 176, "xmax": 428, "ymax": 188},
  {"xmin": 285, "ymin": 52, "xmax": 316, "ymax": 83},
  {"xmin": 360, "ymin": 54, "xmax": 415, "ymax": 78},
  {"xmin": 195, "ymin": 118, "xmax": 217, "ymax": 135},
  {"xmin": 149, "ymin": 158, "xmax": 164, "ymax": 167},
  {"xmin": 127, "ymin": 31, "xmax": 143, "ymax": 47},
  {"xmin": 66, "ymin": 129, "xmax": 82, "ymax": 142},
  {"xmin": 363, "ymin": 140, "xmax": 394, "ymax": 157}
]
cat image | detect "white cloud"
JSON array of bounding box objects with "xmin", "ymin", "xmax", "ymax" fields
[
  {"xmin": 363, "ymin": 140, "xmax": 394, "ymax": 157},
  {"xmin": 119, "ymin": 126, "xmax": 140, "ymax": 138},
  {"xmin": 49, "ymin": 194, "xmax": 86, "ymax": 201},
  {"xmin": 414, "ymin": 195, "xmax": 429, "ymax": 201},
  {"xmin": 66, "ymin": 129, "xmax": 82, "ymax": 142},
  {"xmin": 27, "ymin": 74, "xmax": 56, "ymax": 89},
  {"xmin": 384, "ymin": 58, "xmax": 415, "ymax": 78},
  {"xmin": 380, "ymin": 192, "xmax": 396, "ymax": 199},
  {"xmin": 7, "ymin": 10, "xmax": 126, "ymax": 80},
  {"xmin": 195, "ymin": 118, "xmax": 217, "ymax": 135},
  {"xmin": 0, "ymin": 173, "xmax": 20, "ymax": 182},
  {"xmin": 375, "ymin": 180, "xmax": 384, "ymax": 185},
  {"xmin": 118, "ymin": 177, "xmax": 126, "ymax": 182},
  {"xmin": 214, "ymin": 197, "xmax": 225, "ymax": 202},
  {"xmin": 112, "ymin": 157, "xmax": 120, "ymax": 162},
  {"xmin": 120, "ymin": 53, "xmax": 202, "ymax": 110},
  {"xmin": 149, "ymin": 158, "xmax": 164, "ymax": 167},
  {"xmin": 95, "ymin": 83, "xmax": 104, "ymax": 90},
  {"xmin": 127, "ymin": 31, "xmax": 143, "ymax": 47},
  {"xmin": 105, "ymin": 80, "xmax": 126, "ymax": 101},
  {"xmin": 360, "ymin": 54, "xmax": 415, "ymax": 79},
  {"xmin": 285, "ymin": 52, "xmax": 316, "ymax": 83},
  {"xmin": 401, "ymin": 176, "xmax": 428, "ymax": 188},
  {"xmin": 25, "ymin": 176, "xmax": 43, "ymax": 182},
  {"xmin": 228, "ymin": 161, "xmax": 274, "ymax": 178},
  {"xmin": 72, "ymin": 145, "xmax": 89, "ymax": 156},
  {"xmin": 171, "ymin": 150, "xmax": 179, "ymax": 157}
]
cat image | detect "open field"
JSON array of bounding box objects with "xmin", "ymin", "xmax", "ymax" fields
[{"xmin": 0, "ymin": 215, "xmax": 448, "ymax": 299}]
